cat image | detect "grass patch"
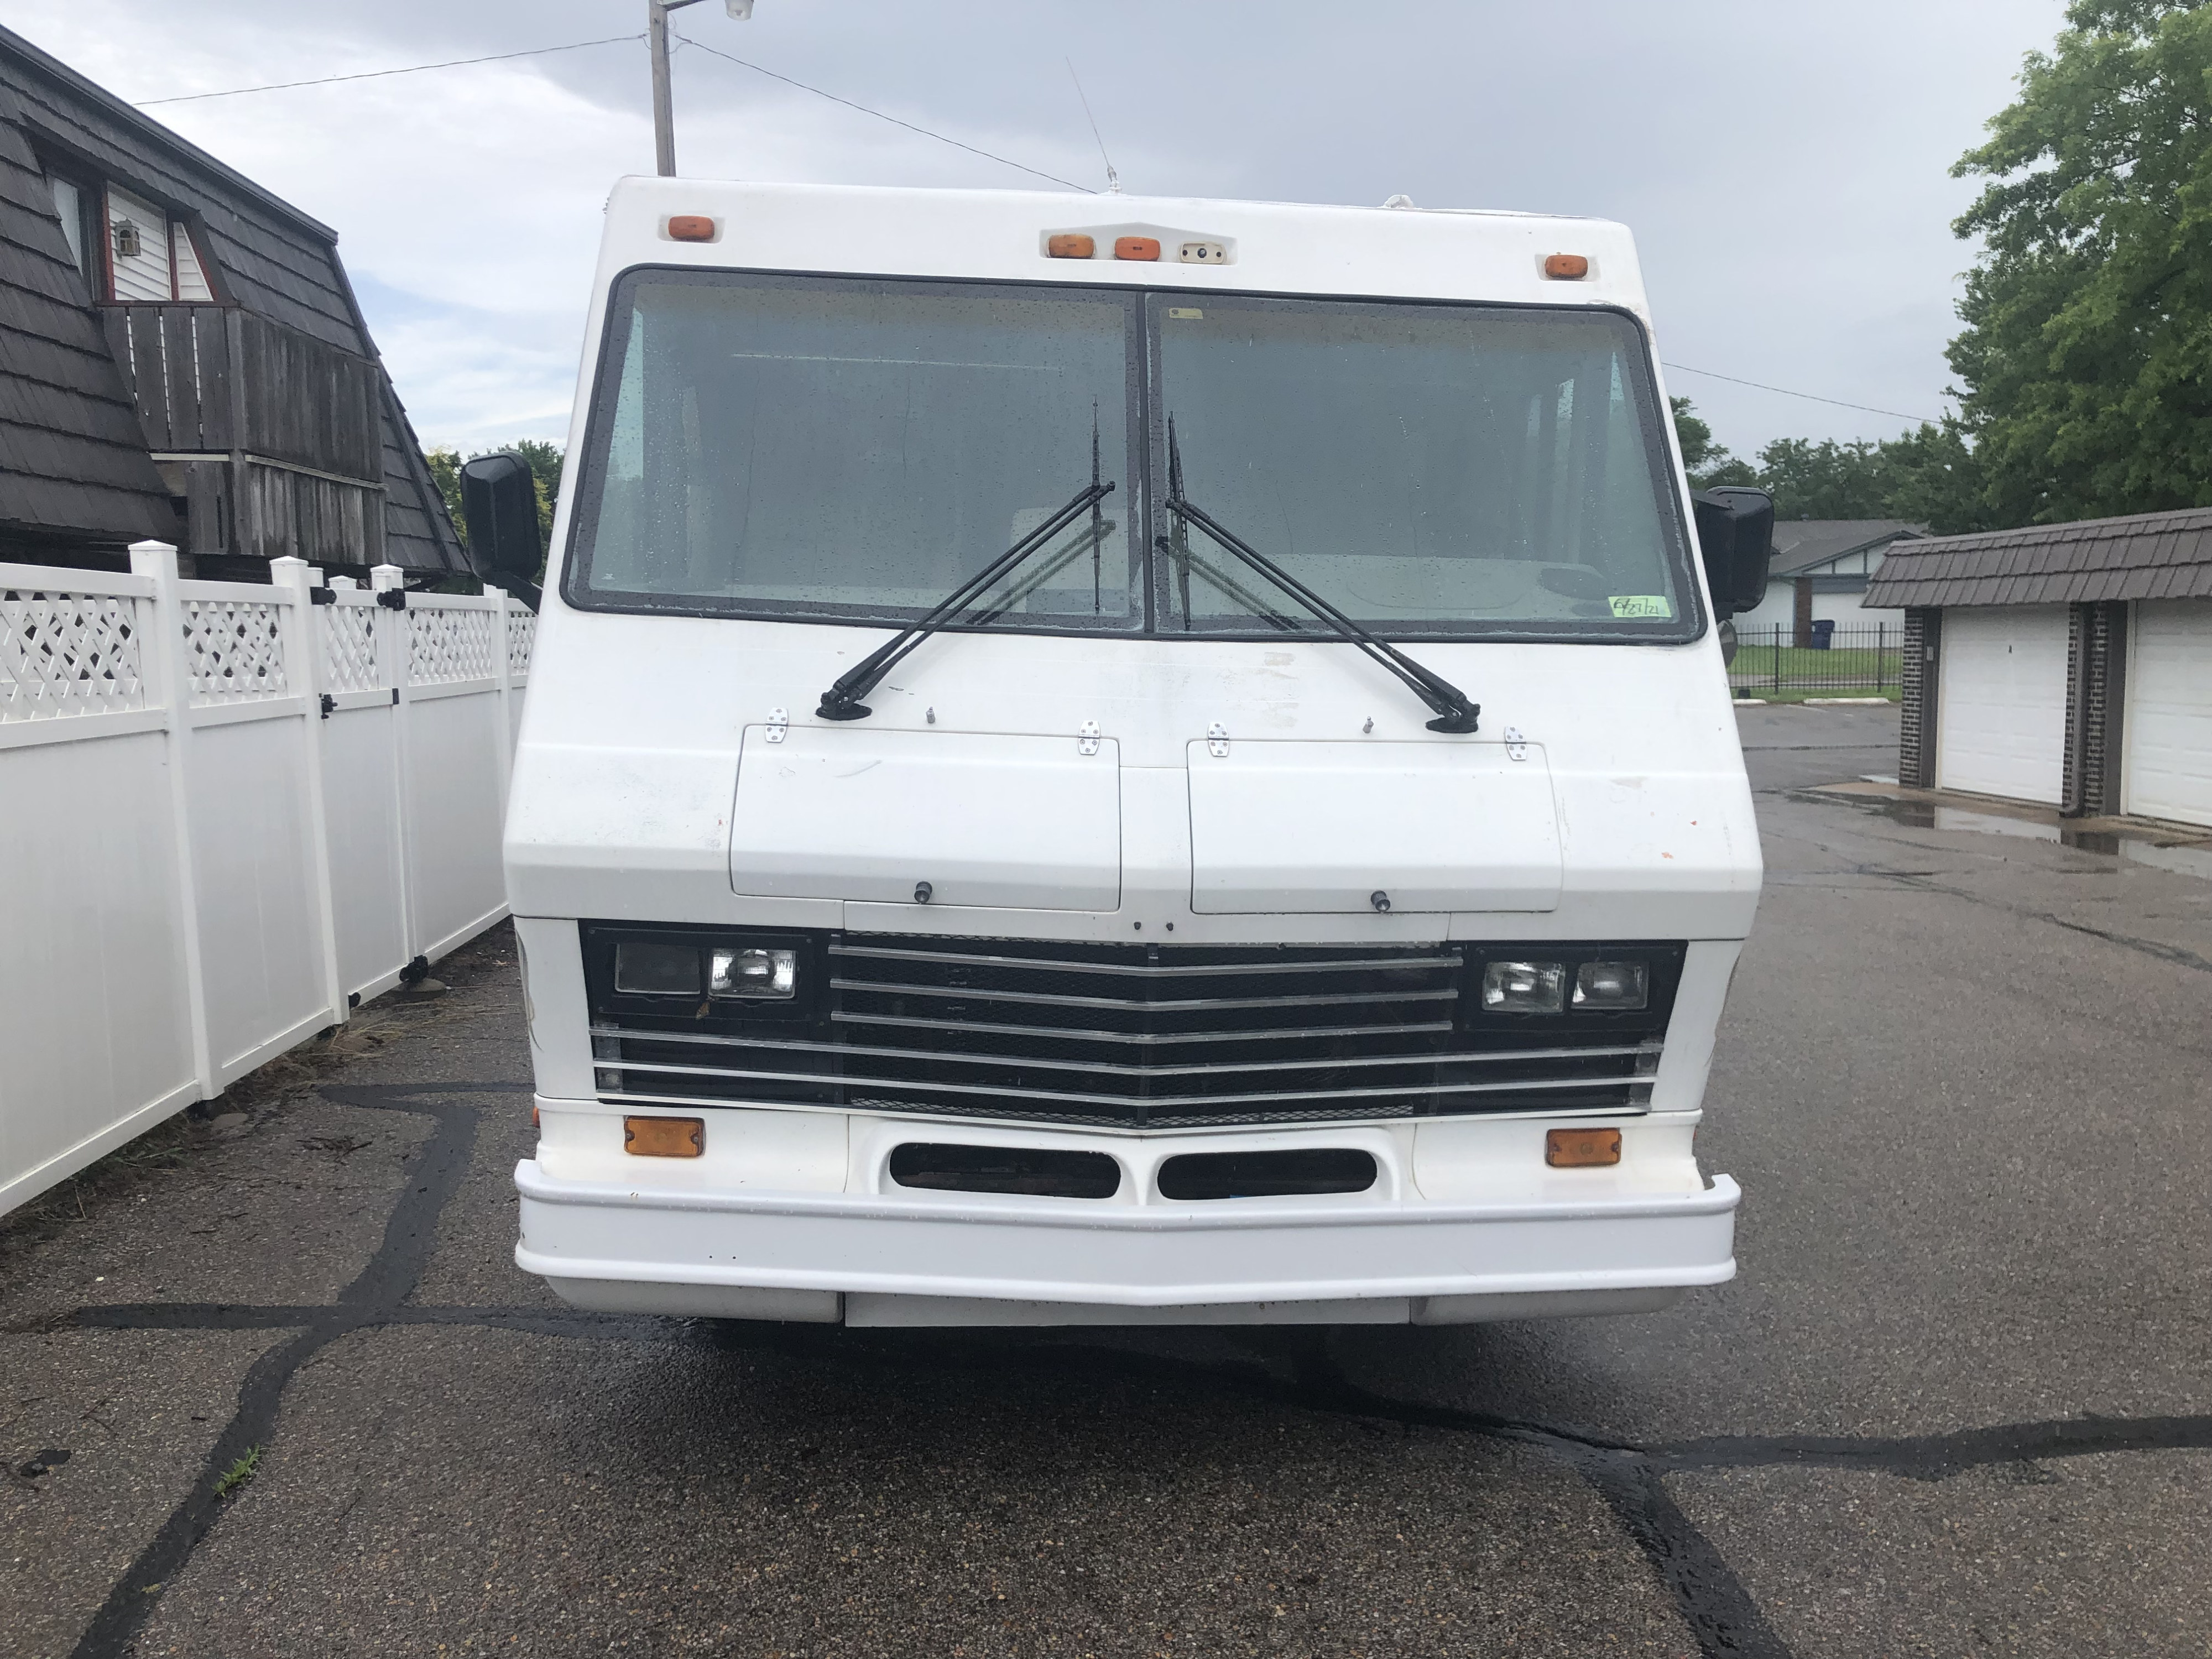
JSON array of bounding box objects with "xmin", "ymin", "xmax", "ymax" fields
[{"xmin": 213, "ymin": 1446, "xmax": 261, "ymax": 1499}]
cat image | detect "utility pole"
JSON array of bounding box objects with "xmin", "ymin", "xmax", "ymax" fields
[{"xmin": 649, "ymin": 0, "xmax": 754, "ymax": 178}]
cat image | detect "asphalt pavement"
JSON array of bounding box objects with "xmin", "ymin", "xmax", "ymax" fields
[{"xmin": 4, "ymin": 703, "xmax": 2208, "ymax": 1658}]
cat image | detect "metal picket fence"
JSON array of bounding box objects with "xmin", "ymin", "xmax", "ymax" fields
[
  {"xmin": 0, "ymin": 541, "xmax": 531, "ymax": 1215},
  {"xmin": 1728, "ymin": 622, "xmax": 1902, "ymax": 697}
]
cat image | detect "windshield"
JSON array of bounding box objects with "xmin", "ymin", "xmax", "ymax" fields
[
  {"xmin": 566, "ymin": 270, "xmax": 1697, "ymax": 641},
  {"xmin": 570, "ymin": 272, "xmax": 1142, "ymax": 629}
]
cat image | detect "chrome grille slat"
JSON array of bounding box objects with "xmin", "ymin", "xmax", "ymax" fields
[
  {"xmin": 588, "ymin": 1024, "xmax": 1645, "ymax": 1077},
  {"xmin": 595, "ymin": 1057, "xmax": 1641, "ymax": 1111},
  {"xmin": 596, "ymin": 935, "xmax": 1664, "ymax": 1128},
  {"xmin": 828, "ymin": 976, "xmax": 1460, "ymax": 1013},
  {"xmin": 828, "ymin": 1011, "xmax": 1460, "ymax": 1046},
  {"xmin": 829, "ymin": 945, "xmax": 1468, "ymax": 978}
]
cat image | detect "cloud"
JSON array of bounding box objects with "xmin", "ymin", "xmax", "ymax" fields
[{"xmin": 4, "ymin": 0, "xmax": 2070, "ymax": 457}]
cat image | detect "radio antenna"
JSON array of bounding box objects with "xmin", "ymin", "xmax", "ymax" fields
[{"xmin": 1065, "ymin": 60, "xmax": 1121, "ymax": 194}]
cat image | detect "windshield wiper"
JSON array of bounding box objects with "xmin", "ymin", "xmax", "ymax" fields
[
  {"xmin": 816, "ymin": 476, "xmax": 1115, "ymax": 721},
  {"xmin": 1160, "ymin": 420, "xmax": 1480, "ymax": 735}
]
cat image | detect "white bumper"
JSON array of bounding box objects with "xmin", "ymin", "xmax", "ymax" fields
[{"xmin": 514, "ymin": 1157, "xmax": 1739, "ymax": 1326}]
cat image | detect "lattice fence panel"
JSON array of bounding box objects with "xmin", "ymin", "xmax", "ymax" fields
[
  {"xmin": 506, "ymin": 611, "xmax": 536, "ymax": 680},
  {"xmin": 409, "ymin": 606, "xmax": 497, "ymax": 685},
  {"xmin": 320, "ymin": 603, "xmax": 382, "ymax": 694},
  {"xmin": 0, "ymin": 588, "xmax": 148, "ymax": 720},
  {"xmin": 182, "ymin": 598, "xmax": 288, "ymax": 705}
]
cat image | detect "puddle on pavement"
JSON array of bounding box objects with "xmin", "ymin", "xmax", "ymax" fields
[{"xmin": 1817, "ymin": 791, "xmax": 2212, "ymax": 880}]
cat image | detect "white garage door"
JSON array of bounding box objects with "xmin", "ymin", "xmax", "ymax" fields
[
  {"xmin": 2124, "ymin": 600, "xmax": 2212, "ymax": 827},
  {"xmin": 1937, "ymin": 606, "xmax": 2069, "ymax": 804}
]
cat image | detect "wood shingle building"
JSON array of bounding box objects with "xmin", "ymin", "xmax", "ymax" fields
[{"xmin": 0, "ymin": 23, "xmax": 466, "ymax": 578}]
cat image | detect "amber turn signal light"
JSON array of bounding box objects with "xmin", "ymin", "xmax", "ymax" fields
[
  {"xmin": 667, "ymin": 215, "xmax": 716, "ymax": 242},
  {"xmin": 1546, "ymin": 1126, "xmax": 1621, "ymax": 1167},
  {"xmin": 625, "ymin": 1115, "xmax": 704, "ymax": 1157},
  {"xmin": 1543, "ymin": 253, "xmax": 1590, "ymax": 280},
  {"xmin": 1047, "ymin": 233, "xmax": 1095, "ymax": 259},
  {"xmin": 1114, "ymin": 236, "xmax": 1161, "ymax": 261}
]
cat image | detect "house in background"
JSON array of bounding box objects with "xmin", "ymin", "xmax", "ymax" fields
[
  {"xmin": 1865, "ymin": 505, "xmax": 2212, "ymax": 827},
  {"xmin": 0, "ymin": 23, "xmax": 466, "ymax": 579},
  {"xmin": 1733, "ymin": 520, "xmax": 1927, "ymax": 642}
]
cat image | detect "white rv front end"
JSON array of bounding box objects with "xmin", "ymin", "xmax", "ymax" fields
[{"xmin": 506, "ymin": 180, "xmax": 1759, "ymax": 1326}]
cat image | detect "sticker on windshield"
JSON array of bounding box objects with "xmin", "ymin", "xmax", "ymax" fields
[
  {"xmin": 1608, "ymin": 595, "xmax": 1672, "ymax": 619},
  {"xmin": 1167, "ymin": 307, "xmax": 1204, "ymax": 319}
]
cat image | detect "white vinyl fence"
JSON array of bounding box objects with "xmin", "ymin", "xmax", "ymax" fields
[{"xmin": 1, "ymin": 542, "xmax": 531, "ymax": 1215}]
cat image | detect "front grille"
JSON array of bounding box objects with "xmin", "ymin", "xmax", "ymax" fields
[{"xmin": 589, "ymin": 933, "xmax": 1666, "ymax": 1130}]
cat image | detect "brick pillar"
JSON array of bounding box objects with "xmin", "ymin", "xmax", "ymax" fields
[
  {"xmin": 2063, "ymin": 601, "xmax": 2131, "ymax": 815},
  {"xmin": 2062, "ymin": 604, "xmax": 2090, "ymax": 815},
  {"xmin": 1793, "ymin": 577, "xmax": 1814, "ymax": 649},
  {"xmin": 1899, "ymin": 608, "xmax": 1940, "ymax": 788},
  {"xmin": 2089, "ymin": 602, "xmax": 2127, "ymax": 815}
]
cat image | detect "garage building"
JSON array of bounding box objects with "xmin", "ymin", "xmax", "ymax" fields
[{"xmin": 1864, "ymin": 505, "xmax": 2212, "ymax": 827}]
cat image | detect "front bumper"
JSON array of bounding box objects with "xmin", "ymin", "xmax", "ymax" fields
[{"xmin": 513, "ymin": 1157, "xmax": 1739, "ymax": 1326}]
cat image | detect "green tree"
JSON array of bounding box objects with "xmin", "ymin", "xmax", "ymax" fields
[
  {"xmin": 1947, "ymin": 0, "xmax": 2212, "ymax": 524},
  {"xmin": 1754, "ymin": 437, "xmax": 1888, "ymax": 519},
  {"xmin": 1669, "ymin": 398, "xmax": 1757, "ymax": 489}
]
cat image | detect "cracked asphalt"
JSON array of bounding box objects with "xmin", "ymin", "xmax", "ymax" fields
[{"xmin": 4, "ymin": 704, "xmax": 2208, "ymax": 1657}]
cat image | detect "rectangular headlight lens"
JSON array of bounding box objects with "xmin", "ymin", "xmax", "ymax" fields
[
  {"xmin": 613, "ymin": 940, "xmax": 701, "ymax": 997},
  {"xmin": 1481, "ymin": 960, "xmax": 1566, "ymax": 1013},
  {"xmin": 709, "ymin": 946, "xmax": 797, "ymax": 1000},
  {"xmin": 1573, "ymin": 961, "xmax": 1649, "ymax": 1010}
]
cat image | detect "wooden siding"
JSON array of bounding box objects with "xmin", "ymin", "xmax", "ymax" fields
[{"xmin": 102, "ymin": 302, "xmax": 382, "ymax": 482}]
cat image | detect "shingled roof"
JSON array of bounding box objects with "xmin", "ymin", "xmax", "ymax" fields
[
  {"xmin": 0, "ymin": 24, "xmax": 466, "ymax": 570},
  {"xmin": 1863, "ymin": 504, "xmax": 2212, "ymax": 609},
  {"xmin": 1767, "ymin": 520, "xmax": 1925, "ymax": 578},
  {"xmin": 0, "ymin": 77, "xmax": 176, "ymax": 550}
]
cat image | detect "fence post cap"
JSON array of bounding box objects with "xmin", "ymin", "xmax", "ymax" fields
[
  {"xmin": 268, "ymin": 555, "xmax": 311, "ymax": 587},
  {"xmin": 368, "ymin": 564, "xmax": 405, "ymax": 592},
  {"xmin": 128, "ymin": 541, "xmax": 179, "ymax": 578}
]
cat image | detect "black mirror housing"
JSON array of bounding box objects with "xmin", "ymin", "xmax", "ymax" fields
[
  {"xmin": 1691, "ymin": 486, "xmax": 1775, "ymax": 620},
  {"xmin": 459, "ymin": 452, "xmax": 544, "ymax": 603}
]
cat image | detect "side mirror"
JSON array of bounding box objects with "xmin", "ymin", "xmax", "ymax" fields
[
  {"xmin": 1691, "ymin": 486, "xmax": 1775, "ymax": 620},
  {"xmin": 460, "ymin": 451, "xmax": 544, "ymax": 607}
]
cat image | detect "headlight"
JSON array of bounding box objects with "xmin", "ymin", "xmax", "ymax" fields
[
  {"xmin": 709, "ymin": 946, "xmax": 797, "ymax": 1000},
  {"xmin": 613, "ymin": 939, "xmax": 702, "ymax": 997},
  {"xmin": 1481, "ymin": 960, "xmax": 1567, "ymax": 1014},
  {"xmin": 1573, "ymin": 961, "xmax": 1648, "ymax": 1011}
]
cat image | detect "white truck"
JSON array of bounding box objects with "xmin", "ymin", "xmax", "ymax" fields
[{"xmin": 478, "ymin": 179, "xmax": 1773, "ymax": 1328}]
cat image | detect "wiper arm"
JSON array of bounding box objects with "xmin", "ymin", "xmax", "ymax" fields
[
  {"xmin": 1161, "ymin": 424, "xmax": 1480, "ymax": 735},
  {"xmin": 816, "ymin": 477, "xmax": 1115, "ymax": 721}
]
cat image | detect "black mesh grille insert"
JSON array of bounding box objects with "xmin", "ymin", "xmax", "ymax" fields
[{"xmin": 588, "ymin": 932, "xmax": 1668, "ymax": 1130}]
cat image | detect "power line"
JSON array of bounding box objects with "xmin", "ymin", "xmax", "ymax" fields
[
  {"xmin": 133, "ymin": 34, "xmax": 642, "ymax": 107},
  {"xmin": 672, "ymin": 32, "xmax": 1093, "ymax": 194},
  {"xmin": 1664, "ymin": 362, "xmax": 1945, "ymax": 426}
]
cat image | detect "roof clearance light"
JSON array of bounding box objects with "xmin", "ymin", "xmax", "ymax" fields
[
  {"xmin": 1543, "ymin": 253, "xmax": 1590, "ymax": 280},
  {"xmin": 1546, "ymin": 1126, "xmax": 1622, "ymax": 1168},
  {"xmin": 1047, "ymin": 233, "xmax": 1095, "ymax": 259},
  {"xmin": 667, "ymin": 215, "xmax": 717, "ymax": 242},
  {"xmin": 1114, "ymin": 236, "xmax": 1162, "ymax": 261}
]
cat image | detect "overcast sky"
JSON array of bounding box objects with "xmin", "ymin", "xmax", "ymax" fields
[{"xmin": 4, "ymin": 0, "xmax": 2068, "ymax": 462}]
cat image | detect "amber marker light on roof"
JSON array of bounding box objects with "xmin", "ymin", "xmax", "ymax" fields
[
  {"xmin": 1047, "ymin": 233, "xmax": 1095, "ymax": 259},
  {"xmin": 1546, "ymin": 1126, "xmax": 1622, "ymax": 1168},
  {"xmin": 625, "ymin": 1115, "xmax": 705, "ymax": 1157},
  {"xmin": 1114, "ymin": 236, "xmax": 1162, "ymax": 261},
  {"xmin": 667, "ymin": 215, "xmax": 717, "ymax": 242},
  {"xmin": 1543, "ymin": 253, "xmax": 1590, "ymax": 280}
]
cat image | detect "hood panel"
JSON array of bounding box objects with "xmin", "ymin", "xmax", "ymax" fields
[
  {"xmin": 731, "ymin": 726, "xmax": 1120, "ymax": 910},
  {"xmin": 1187, "ymin": 740, "xmax": 1560, "ymax": 915}
]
